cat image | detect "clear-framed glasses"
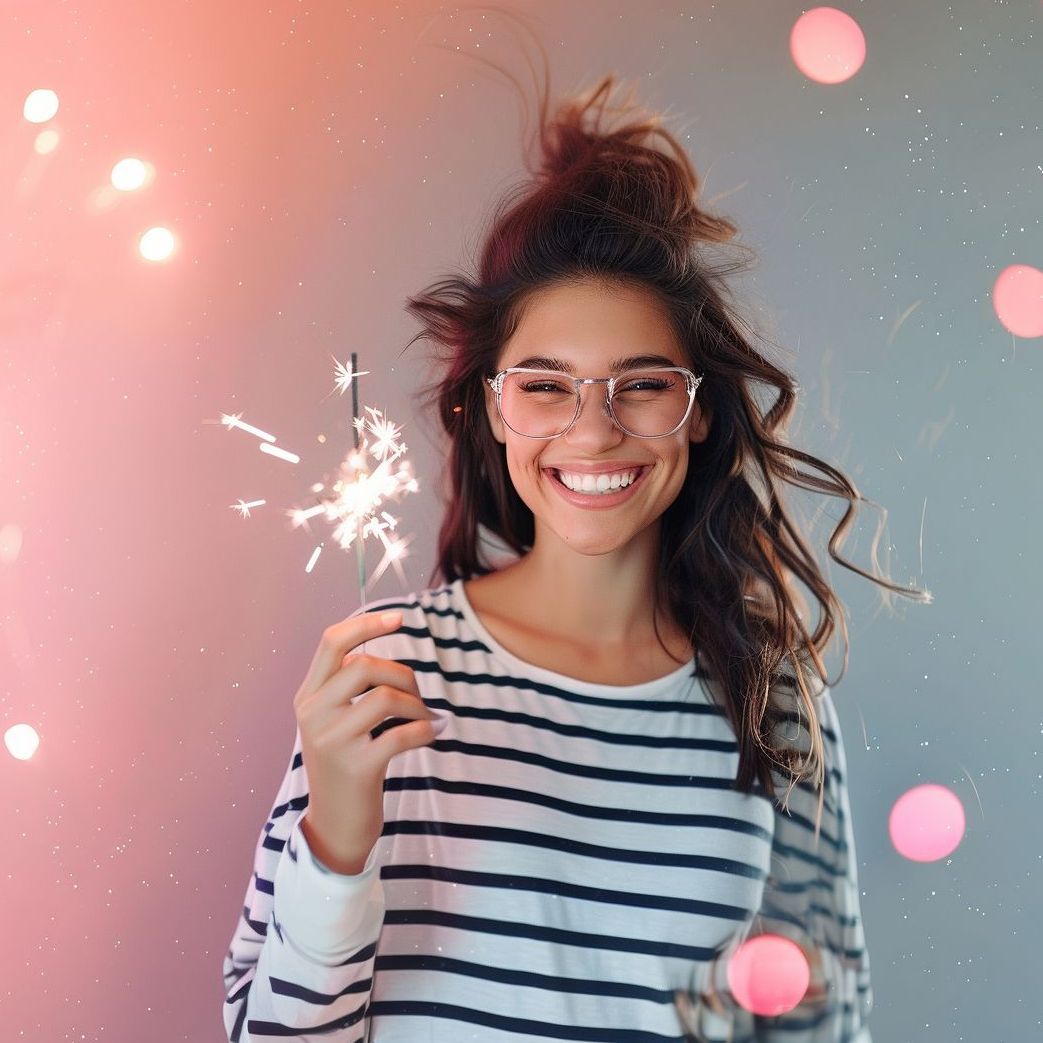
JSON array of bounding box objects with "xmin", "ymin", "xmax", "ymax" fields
[{"xmin": 486, "ymin": 366, "xmax": 704, "ymax": 440}]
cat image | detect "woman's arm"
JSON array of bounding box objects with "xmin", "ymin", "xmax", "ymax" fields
[
  {"xmin": 745, "ymin": 686, "xmax": 874, "ymax": 1041},
  {"xmin": 221, "ymin": 725, "xmax": 386, "ymax": 1041}
]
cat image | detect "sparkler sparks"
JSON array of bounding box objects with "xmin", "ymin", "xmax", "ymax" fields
[
  {"xmin": 332, "ymin": 353, "xmax": 370, "ymax": 396},
  {"xmin": 303, "ymin": 401, "xmax": 419, "ymax": 589},
  {"xmin": 216, "ymin": 351, "xmax": 419, "ymax": 615},
  {"xmin": 230, "ymin": 498, "xmax": 266, "ymax": 518},
  {"xmin": 220, "ymin": 413, "xmax": 276, "ymax": 443}
]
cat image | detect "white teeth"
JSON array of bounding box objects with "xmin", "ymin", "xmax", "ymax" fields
[{"xmin": 557, "ymin": 468, "xmax": 640, "ymax": 493}]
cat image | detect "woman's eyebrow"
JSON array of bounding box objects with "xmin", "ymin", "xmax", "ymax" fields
[{"xmin": 509, "ymin": 353, "xmax": 678, "ymax": 373}]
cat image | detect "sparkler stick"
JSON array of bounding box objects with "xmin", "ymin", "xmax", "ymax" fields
[
  {"xmin": 349, "ymin": 351, "xmax": 366, "ymax": 613},
  {"xmin": 336, "ymin": 351, "xmax": 419, "ymax": 623},
  {"xmin": 219, "ymin": 351, "xmax": 419, "ymax": 653}
]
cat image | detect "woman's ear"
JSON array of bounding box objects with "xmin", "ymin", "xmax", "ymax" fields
[
  {"xmin": 485, "ymin": 383, "xmax": 507, "ymax": 445},
  {"xmin": 689, "ymin": 399, "xmax": 712, "ymax": 444}
]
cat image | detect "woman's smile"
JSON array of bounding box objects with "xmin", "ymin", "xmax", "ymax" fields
[{"xmin": 542, "ymin": 463, "xmax": 653, "ymax": 509}]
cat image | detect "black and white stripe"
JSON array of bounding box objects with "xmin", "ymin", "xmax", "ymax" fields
[{"xmin": 222, "ymin": 579, "xmax": 873, "ymax": 1042}]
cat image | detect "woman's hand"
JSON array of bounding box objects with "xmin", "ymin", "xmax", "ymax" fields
[{"xmin": 294, "ymin": 610, "xmax": 443, "ymax": 875}]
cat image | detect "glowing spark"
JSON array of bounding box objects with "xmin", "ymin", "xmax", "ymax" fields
[
  {"xmin": 259, "ymin": 442, "xmax": 301, "ymax": 464},
  {"xmin": 352, "ymin": 405, "xmax": 406, "ymax": 462},
  {"xmin": 220, "ymin": 413, "xmax": 277, "ymax": 442},
  {"xmin": 230, "ymin": 498, "xmax": 266, "ymax": 518},
  {"xmin": 304, "ymin": 545, "xmax": 322, "ymax": 574},
  {"xmin": 315, "ymin": 354, "xmax": 372, "ymax": 407},
  {"xmin": 333, "ymin": 354, "xmax": 370, "ymax": 395},
  {"xmin": 291, "ymin": 504, "xmax": 327, "ymax": 526},
  {"xmin": 368, "ymin": 532, "xmax": 416, "ymax": 589},
  {"xmin": 284, "ymin": 400, "xmax": 419, "ymax": 601}
]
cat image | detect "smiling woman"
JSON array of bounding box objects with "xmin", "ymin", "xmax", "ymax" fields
[
  {"xmin": 222, "ymin": 7, "xmax": 929, "ymax": 1042},
  {"xmin": 456, "ymin": 273, "xmax": 716, "ymax": 654}
]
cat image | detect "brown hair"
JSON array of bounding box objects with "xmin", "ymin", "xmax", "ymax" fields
[{"xmin": 399, "ymin": 10, "xmax": 930, "ymax": 845}]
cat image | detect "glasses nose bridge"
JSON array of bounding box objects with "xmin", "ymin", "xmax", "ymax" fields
[
  {"xmin": 563, "ymin": 375, "xmax": 617, "ymax": 435},
  {"xmin": 571, "ymin": 375, "xmax": 616, "ymax": 426}
]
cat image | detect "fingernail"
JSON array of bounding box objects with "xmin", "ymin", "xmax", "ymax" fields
[{"xmin": 430, "ymin": 715, "xmax": 449, "ymax": 736}]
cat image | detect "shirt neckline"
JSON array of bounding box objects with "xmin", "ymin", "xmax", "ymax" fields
[{"xmin": 452, "ymin": 576, "xmax": 697, "ymax": 695}]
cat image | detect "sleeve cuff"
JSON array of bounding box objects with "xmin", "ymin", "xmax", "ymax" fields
[{"xmin": 271, "ymin": 815, "xmax": 385, "ymax": 963}]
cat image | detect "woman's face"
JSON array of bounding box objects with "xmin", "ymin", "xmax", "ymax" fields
[{"xmin": 485, "ymin": 278, "xmax": 712, "ymax": 556}]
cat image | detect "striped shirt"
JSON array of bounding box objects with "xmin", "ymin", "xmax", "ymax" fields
[{"xmin": 222, "ymin": 577, "xmax": 873, "ymax": 1042}]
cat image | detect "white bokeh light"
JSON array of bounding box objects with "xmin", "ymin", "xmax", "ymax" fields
[
  {"xmin": 111, "ymin": 157, "xmax": 148, "ymax": 191},
  {"xmin": 4, "ymin": 723, "xmax": 41, "ymax": 761},
  {"xmin": 0, "ymin": 523, "xmax": 23, "ymax": 564},
  {"xmin": 139, "ymin": 226, "xmax": 177, "ymax": 261},
  {"xmin": 23, "ymin": 88, "xmax": 59, "ymax": 124},
  {"xmin": 33, "ymin": 129, "xmax": 60, "ymax": 155}
]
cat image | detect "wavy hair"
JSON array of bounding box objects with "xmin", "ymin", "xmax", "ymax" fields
[{"xmin": 399, "ymin": 12, "xmax": 931, "ymax": 845}]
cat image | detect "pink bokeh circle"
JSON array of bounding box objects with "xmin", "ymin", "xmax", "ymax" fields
[
  {"xmin": 992, "ymin": 264, "xmax": 1043, "ymax": 338},
  {"xmin": 889, "ymin": 783, "xmax": 966, "ymax": 862},
  {"xmin": 727, "ymin": 933, "xmax": 811, "ymax": 1017},
  {"xmin": 790, "ymin": 7, "xmax": 867, "ymax": 85}
]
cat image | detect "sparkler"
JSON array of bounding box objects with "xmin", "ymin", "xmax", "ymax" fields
[{"xmin": 217, "ymin": 351, "xmax": 419, "ymax": 649}]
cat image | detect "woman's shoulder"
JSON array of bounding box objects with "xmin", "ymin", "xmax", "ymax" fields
[{"xmin": 349, "ymin": 581, "xmax": 457, "ymax": 620}]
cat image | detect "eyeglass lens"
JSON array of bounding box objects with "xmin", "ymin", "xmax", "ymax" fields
[{"xmin": 500, "ymin": 369, "xmax": 690, "ymax": 438}]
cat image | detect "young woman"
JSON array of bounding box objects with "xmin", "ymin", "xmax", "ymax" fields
[{"xmin": 222, "ymin": 36, "xmax": 927, "ymax": 1043}]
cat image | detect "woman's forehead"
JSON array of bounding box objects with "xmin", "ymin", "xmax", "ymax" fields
[{"xmin": 504, "ymin": 285, "xmax": 682, "ymax": 368}]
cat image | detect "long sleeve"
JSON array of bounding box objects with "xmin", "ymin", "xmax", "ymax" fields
[
  {"xmin": 738, "ymin": 684, "xmax": 874, "ymax": 1042},
  {"xmin": 221, "ymin": 723, "xmax": 386, "ymax": 1042}
]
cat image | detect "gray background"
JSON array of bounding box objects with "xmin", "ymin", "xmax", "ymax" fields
[{"xmin": 2, "ymin": 1, "xmax": 1040, "ymax": 1039}]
